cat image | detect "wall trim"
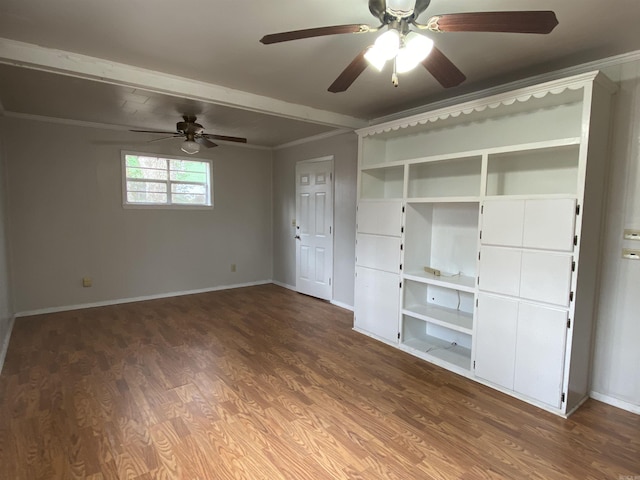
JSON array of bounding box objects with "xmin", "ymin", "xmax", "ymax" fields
[
  {"xmin": 331, "ymin": 300, "xmax": 354, "ymax": 311},
  {"xmin": 0, "ymin": 315, "xmax": 15, "ymax": 374},
  {"xmin": 590, "ymin": 391, "xmax": 640, "ymax": 415},
  {"xmin": 274, "ymin": 128, "xmax": 353, "ymax": 150},
  {"xmin": 14, "ymin": 280, "xmax": 272, "ymax": 318},
  {"xmin": 371, "ymin": 49, "xmax": 640, "ymax": 125},
  {"xmin": 272, "ymin": 280, "xmax": 296, "ymax": 291}
]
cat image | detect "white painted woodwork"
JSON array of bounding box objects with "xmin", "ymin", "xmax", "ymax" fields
[
  {"xmin": 295, "ymin": 159, "xmax": 333, "ymax": 301},
  {"xmin": 475, "ymin": 294, "xmax": 518, "ymax": 390},
  {"xmin": 514, "ymin": 302, "xmax": 568, "ymax": 408},
  {"xmin": 481, "ymin": 200, "xmax": 525, "ymax": 247},
  {"xmin": 478, "ymin": 247, "xmax": 522, "ymax": 297},
  {"xmin": 354, "ymin": 71, "xmax": 615, "ymax": 416},
  {"xmin": 354, "ymin": 267, "xmax": 400, "ymax": 344},
  {"xmin": 356, "ymin": 234, "xmax": 401, "ymax": 274},
  {"xmin": 522, "ymin": 198, "xmax": 577, "ymax": 251},
  {"xmin": 357, "ymin": 201, "xmax": 403, "ymax": 237},
  {"xmin": 519, "ymin": 252, "xmax": 573, "ymax": 307}
]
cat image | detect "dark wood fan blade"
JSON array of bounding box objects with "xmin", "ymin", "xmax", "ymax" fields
[
  {"xmin": 130, "ymin": 129, "xmax": 179, "ymax": 134},
  {"xmin": 203, "ymin": 134, "xmax": 247, "ymax": 144},
  {"xmin": 148, "ymin": 135, "xmax": 182, "ymax": 143},
  {"xmin": 260, "ymin": 24, "xmax": 371, "ymax": 44},
  {"xmin": 195, "ymin": 137, "xmax": 218, "ymax": 148},
  {"xmin": 421, "ymin": 47, "xmax": 466, "ymax": 88},
  {"xmin": 429, "ymin": 11, "xmax": 558, "ymax": 34},
  {"xmin": 328, "ymin": 49, "xmax": 369, "ymax": 93}
]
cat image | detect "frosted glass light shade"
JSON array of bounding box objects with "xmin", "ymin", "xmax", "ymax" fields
[
  {"xmin": 364, "ymin": 29, "xmax": 401, "ymax": 71},
  {"xmin": 395, "ymin": 32, "xmax": 434, "ymax": 74},
  {"xmin": 181, "ymin": 140, "xmax": 200, "ymax": 154},
  {"xmin": 364, "ymin": 46, "xmax": 387, "ymax": 71},
  {"xmin": 386, "ymin": 0, "xmax": 415, "ymax": 16}
]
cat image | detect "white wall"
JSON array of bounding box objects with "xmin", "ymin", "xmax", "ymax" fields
[
  {"xmin": 3, "ymin": 118, "xmax": 273, "ymax": 313},
  {"xmin": 272, "ymin": 133, "xmax": 358, "ymax": 308},
  {"xmin": 0, "ymin": 120, "xmax": 14, "ymax": 370},
  {"xmin": 590, "ymin": 59, "xmax": 640, "ymax": 412}
]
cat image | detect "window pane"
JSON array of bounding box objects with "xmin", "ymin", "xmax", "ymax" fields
[
  {"xmin": 127, "ymin": 167, "xmax": 167, "ymax": 181},
  {"xmin": 129, "ymin": 156, "xmax": 167, "ymax": 169},
  {"xmin": 171, "ymin": 183, "xmax": 206, "ymax": 195},
  {"xmin": 170, "ymin": 159, "xmax": 207, "ymax": 173},
  {"xmin": 127, "ymin": 192, "xmax": 168, "ymax": 203},
  {"xmin": 127, "ymin": 181, "xmax": 167, "ymax": 193},
  {"xmin": 170, "ymin": 170, "xmax": 208, "ymax": 183},
  {"xmin": 171, "ymin": 193, "xmax": 208, "ymax": 205}
]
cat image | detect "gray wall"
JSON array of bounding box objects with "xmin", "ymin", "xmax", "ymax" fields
[
  {"xmin": 591, "ymin": 59, "xmax": 640, "ymax": 410},
  {"xmin": 272, "ymin": 132, "xmax": 358, "ymax": 307},
  {"xmin": 4, "ymin": 118, "xmax": 273, "ymax": 313},
  {"xmin": 0, "ymin": 120, "xmax": 14, "ymax": 368}
]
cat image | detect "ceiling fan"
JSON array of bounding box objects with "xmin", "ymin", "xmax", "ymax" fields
[
  {"xmin": 260, "ymin": 0, "xmax": 558, "ymax": 92},
  {"xmin": 130, "ymin": 115, "xmax": 247, "ymax": 154}
]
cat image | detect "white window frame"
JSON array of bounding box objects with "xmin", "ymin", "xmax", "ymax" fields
[{"xmin": 121, "ymin": 150, "xmax": 214, "ymax": 209}]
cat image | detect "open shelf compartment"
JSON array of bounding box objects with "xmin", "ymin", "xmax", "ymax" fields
[
  {"xmin": 404, "ymin": 202, "xmax": 480, "ymax": 279},
  {"xmin": 402, "ymin": 315, "xmax": 472, "ymax": 371},
  {"xmin": 360, "ymin": 165, "xmax": 404, "ymax": 199},
  {"xmin": 486, "ymin": 143, "xmax": 580, "ymax": 196},
  {"xmin": 408, "ymin": 156, "xmax": 482, "ymax": 199},
  {"xmin": 403, "ymin": 280, "xmax": 474, "ymax": 334}
]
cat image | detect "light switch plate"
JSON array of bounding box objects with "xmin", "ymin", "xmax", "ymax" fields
[
  {"xmin": 622, "ymin": 248, "xmax": 640, "ymax": 260},
  {"xmin": 624, "ymin": 229, "xmax": 640, "ymax": 240}
]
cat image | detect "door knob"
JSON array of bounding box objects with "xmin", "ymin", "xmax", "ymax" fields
[{"xmin": 295, "ymin": 235, "xmax": 301, "ymax": 240}]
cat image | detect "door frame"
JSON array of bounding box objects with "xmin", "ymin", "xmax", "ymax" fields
[{"xmin": 295, "ymin": 155, "xmax": 335, "ymax": 300}]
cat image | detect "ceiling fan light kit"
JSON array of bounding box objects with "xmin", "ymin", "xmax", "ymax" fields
[
  {"xmin": 180, "ymin": 139, "xmax": 200, "ymax": 155},
  {"xmin": 260, "ymin": 0, "xmax": 558, "ymax": 92}
]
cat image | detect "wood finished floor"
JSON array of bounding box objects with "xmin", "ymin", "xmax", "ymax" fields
[{"xmin": 0, "ymin": 284, "xmax": 638, "ymax": 479}]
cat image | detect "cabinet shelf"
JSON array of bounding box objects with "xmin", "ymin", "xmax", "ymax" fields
[
  {"xmin": 403, "ymin": 303, "xmax": 473, "ymax": 334},
  {"xmin": 404, "ymin": 271, "xmax": 476, "ymax": 293},
  {"xmin": 407, "ymin": 196, "xmax": 480, "ymax": 203},
  {"xmin": 402, "ymin": 336, "xmax": 472, "ymax": 371}
]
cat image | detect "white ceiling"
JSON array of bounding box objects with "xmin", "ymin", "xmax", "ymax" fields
[{"xmin": 0, "ymin": 0, "xmax": 639, "ymax": 148}]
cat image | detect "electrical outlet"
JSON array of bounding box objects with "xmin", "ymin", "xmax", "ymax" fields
[
  {"xmin": 82, "ymin": 277, "xmax": 92, "ymax": 287},
  {"xmin": 230, "ymin": 264, "xmax": 236, "ymax": 272},
  {"xmin": 624, "ymin": 229, "xmax": 640, "ymax": 240},
  {"xmin": 622, "ymin": 249, "xmax": 640, "ymax": 260}
]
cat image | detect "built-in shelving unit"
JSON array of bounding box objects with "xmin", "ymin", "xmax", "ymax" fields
[{"xmin": 353, "ymin": 71, "xmax": 616, "ymax": 417}]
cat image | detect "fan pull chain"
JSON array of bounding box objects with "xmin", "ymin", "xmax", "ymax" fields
[{"xmin": 392, "ymin": 57, "xmax": 399, "ymax": 87}]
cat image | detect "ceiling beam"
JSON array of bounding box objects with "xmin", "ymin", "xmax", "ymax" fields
[{"xmin": 0, "ymin": 38, "xmax": 367, "ymax": 130}]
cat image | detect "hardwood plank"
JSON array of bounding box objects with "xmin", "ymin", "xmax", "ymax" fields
[{"xmin": 0, "ymin": 284, "xmax": 638, "ymax": 479}]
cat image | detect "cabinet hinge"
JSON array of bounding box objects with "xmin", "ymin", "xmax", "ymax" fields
[
  {"xmin": 400, "ymin": 244, "xmax": 403, "ymax": 251},
  {"xmin": 402, "ymin": 206, "xmax": 405, "ymax": 213},
  {"xmin": 329, "ymin": 226, "xmax": 332, "ymax": 234},
  {"xmin": 401, "ymin": 226, "xmax": 404, "ymax": 234},
  {"xmin": 399, "ymin": 281, "xmax": 402, "ymax": 288},
  {"xmin": 567, "ymin": 319, "xmax": 571, "ymax": 329},
  {"xmin": 481, "ymin": 205, "xmax": 484, "ymax": 214},
  {"xmin": 478, "ymin": 251, "xmax": 481, "ymax": 261},
  {"xmin": 569, "ymin": 291, "xmax": 574, "ymax": 302},
  {"xmin": 477, "ymin": 276, "xmax": 480, "ymax": 285},
  {"xmin": 561, "ymin": 392, "xmax": 566, "ymax": 403},
  {"xmin": 576, "ymin": 204, "xmax": 580, "ymax": 215},
  {"xmin": 574, "ymin": 235, "xmax": 578, "ymax": 246},
  {"xmin": 399, "ymin": 263, "xmax": 403, "ymax": 271},
  {"xmin": 398, "ymin": 332, "xmax": 401, "ymax": 340},
  {"xmin": 479, "ymin": 230, "xmax": 482, "ymax": 240},
  {"xmin": 330, "ymin": 172, "xmax": 332, "ymax": 181},
  {"xmin": 476, "ymin": 298, "xmax": 479, "ymax": 307},
  {"xmin": 473, "ymin": 360, "xmax": 476, "ymax": 369},
  {"xmin": 572, "ymin": 261, "xmax": 575, "ymax": 272},
  {"xmin": 329, "ymin": 278, "xmax": 331, "ymax": 286}
]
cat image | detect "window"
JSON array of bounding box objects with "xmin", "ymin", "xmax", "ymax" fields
[{"xmin": 122, "ymin": 152, "xmax": 212, "ymax": 207}]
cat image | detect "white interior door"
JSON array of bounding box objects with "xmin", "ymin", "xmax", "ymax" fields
[{"xmin": 296, "ymin": 158, "xmax": 334, "ymax": 300}]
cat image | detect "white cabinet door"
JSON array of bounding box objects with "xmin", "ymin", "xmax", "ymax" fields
[
  {"xmin": 523, "ymin": 198, "xmax": 576, "ymax": 252},
  {"xmin": 481, "ymin": 200, "xmax": 525, "ymax": 247},
  {"xmin": 354, "ymin": 267, "xmax": 400, "ymax": 343},
  {"xmin": 514, "ymin": 302, "xmax": 568, "ymax": 408},
  {"xmin": 356, "ymin": 234, "xmax": 401, "ymax": 273},
  {"xmin": 520, "ymin": 252, "xmax": 573, "ymax": 306},
  {"xmin": 357, "ymin": 201, "xmax": 403, "ymax": 237},
  {"xmin": 475, "ymin": 294, "xmax": 518, "ymax": 389},
  {"xmin": 478, "ymin": 247, "xmax": 522, "ymax": 297}
]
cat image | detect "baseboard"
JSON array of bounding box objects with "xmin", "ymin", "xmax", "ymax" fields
[
  {"xmin": 0, "ymin": 315, "xmax": 15, "ymax": 374},
  {"xmin": 271, "ymin": 280, "xmax": 296, "ymax": 292},
  {"xmin": 590, "ymin": 391, "xmax": 640, "ymax": 415},
  {"xmin": 14, "ymin": 280, "xmax": 272, "ymax": 318},
  {"xmin": 330, "ymin": 300, "xmax": 354, "ymax": 311}
]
